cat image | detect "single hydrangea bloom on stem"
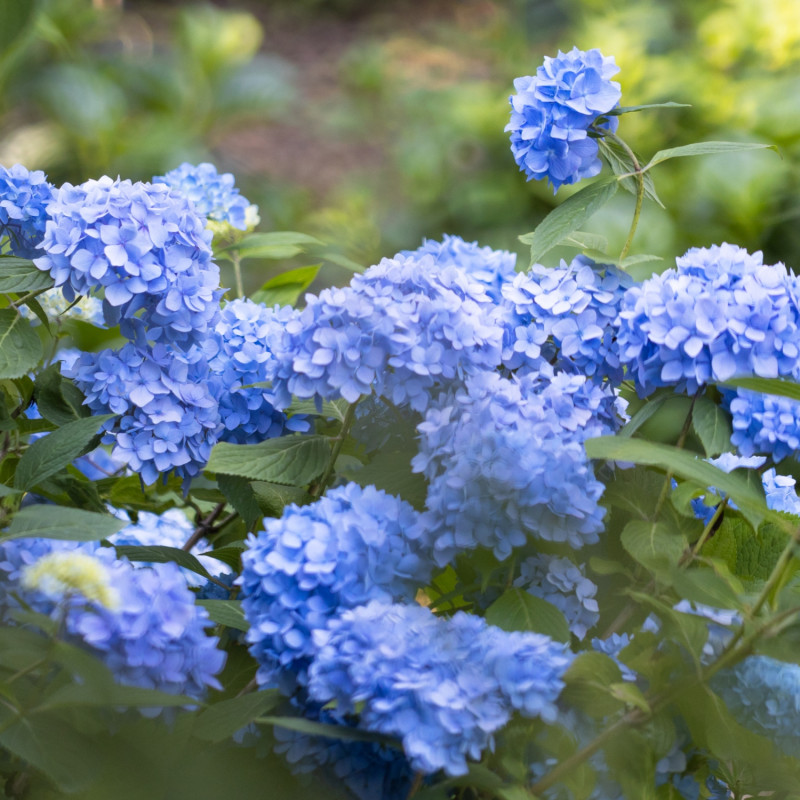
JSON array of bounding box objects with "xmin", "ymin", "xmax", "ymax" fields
[
  {"xmin": 307, "ymin": 600, "xmax": 572, "ymax": 777},
  {"xmin": 506, "ymin": 47, "xmax": 621, "ymax": 191}
]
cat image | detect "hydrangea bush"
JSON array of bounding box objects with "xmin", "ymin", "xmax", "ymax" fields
[{"xmin": 0, "ymin": 44, "xmax": 798, "ymax": 800}]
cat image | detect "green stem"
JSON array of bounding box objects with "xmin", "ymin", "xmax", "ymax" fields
[
  {"xmin": 231, "ymin": 251, "xmax": 244, "ymax": 299},
  {"xmin": 311, "ymin": 400, "xmax": 359, "ymax": 499},
  {"xmin": 606, "ymin": 132, "xmax": 645, "ymax": 263}
]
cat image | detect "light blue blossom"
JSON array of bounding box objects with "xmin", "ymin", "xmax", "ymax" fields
[
  {"xmin": 402, "ymin": 234, "xmax": 518, "ymax": 302},
  {"xmin": 238, "ymin": 483, "xmax": 433, "ymax": 693},
  {"xmin": 412, "ymin": 367, "xmax": 618, "ymax": 565},
  {"xmin": 500, "ymin": 255, "xmax": 633, "ymax": 381},
  {"xmin": 515, "ymin": 554, "xmax": 599, "ymax": 639},
  {"xmin": 616, "ymin": 244, "xmax": 800, "ymax": 396},
  {"xmin": 34, "ymin": 176, "xmax": 223, "ymax": 350},
  {"xmin": 506, "ymin": 47, "xmax": 621, "ymax": 191},
  {"xmin": 0, "ymin": 163, "xmax": 54, "ymax": 258},
  {"xmin": 154, "ymin": 162, "xmax": 252, "ymax": 230},
  {"xmin": 713, "ymin": 655, "xmax": 800, "ymax": 758},
  {"xmin": 0, "ymin": 537, "xmax": 225, "ymax": 702},
  {"xmin": 66, "ymin": 342, "xmax": 222, "ymax": 485},
  {"xmin": 210, "ymin": 297, "xmax": 309, "ymax": 444},
  {"xmin": 726, "ymin": 387, "xmax": 800, "ymax": 464},
  {"xmin": 268, "ymin": 252, "xmax": 504, "ymax": 411},
  {"xmin": 308, "ymin": 600, "xmax": 572, "ymax": 776}
]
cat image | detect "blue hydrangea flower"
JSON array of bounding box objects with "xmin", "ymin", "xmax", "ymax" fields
[
  {"xmin": 210, "ymin": 298, "xmax": 309, "ymax": 444},
  {"xmin": 238, "ymin": 483, "xmax": 434, "ymax": 694},
  {"xmin": 274, "ymin": 704, "xmax": 415, "ymax": 800},
  {"xmin": 726, "ymin": 387, "xmax": 800, "ymax": 464},
  {"xmin": 401, "ymin": 234, "xmax": 518, "ymax": 302},
  {"xmin": 34, "ymin": 176, "xmax": 222, "ymax": 350},
  {"xmin": 267, "ymin": 252, "xmax": 504, "ymax": 412},
  {"xmin": 307, "ymin": 600, "xmax": 572, "ymax": 776},
  {"xmin": 616, "ymin": 244, "xmax": 800, "ymax": 396},
  {"xmin": 713, "ymin": 655, "xmax": 800, "ymax": 758},
  {"xmin": 0, "ymin": 163, "xmax": 54, "ymax": 258},
  {"xmin": 0, "ymin": 537, "xmax": 225, "ymax": 702},
  {"xmin": 411, "ymin": 368, "xmax": 618, "ymax": 565},
  {"xmin": 515, "ymin": 554, "xmax": 599, "ymax": 639},
  {"xmin": 19, "ymin": 288, "xmax": 105, "ymax": 328},
  {"xmin": 154, "ymin": 162, "xmax": 253, "ymax": 231},
  {"xmin": 506, "ymin": 48, "xmax": 621, "ymax": 191},
  {"xmin": 66, "ymin": 342, "xmax": 222, "ymax": 485},
  {"xmin": 500, "ymin": 255, "xmax": 633, "ymax": 381}
]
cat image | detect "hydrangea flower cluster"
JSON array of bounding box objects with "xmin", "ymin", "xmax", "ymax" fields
[
  {"xmin": 713, "ymin": 655, "xmax": 800, "ymax": 758},
  {"xmin": 726, "ymin": 387, "xmax": 800, "ymax": 463},
  {"xmin": 209, "ymin": 298, "xmax": 308, "ymax": 444},
  {"xmin": 153, "ymin": 162, "xmax": 253, "ymax": 231},
  {"xmin": 238, "ymin": 483, "xmax": 433, "ymax": 693},
  {"xmin": 506, "ymin": 47, "xmax": 621, "ymax": 191},
  {"xmin": 67, "ymin": 343, "xmax": 222, "ymax": 485},
  {"xmin": 273, "ymin": 705, "xmax": 415, "ymax": 800},
  {"xmin": 19, "ymin": 288, "xmax": 105, "ymax": 327},
  {"xmin": 0, "ymin": 163, "xmax": 54, "ymax": 258},
  {"xmin": 267, "ymin": 251, "xmax": 504, "ymax": 411},
  {"xmin": 402, "ymin": 234, "xmax": 518, "ymax": 302},
  {"xmin": 0, "ymin": 537, "xmax": 225, "ymax": 701},
  {"xmin": 34, "ymin": 176, "xmax": 223, "ymax": 350},
  {"xmin": 412, "ymin": 368, "xmax": 615, "ymax": 565},
  {"xmin": 515, "ymin": 554, "xmax": 599, "ymax": 639},
  {"xmin": 307, "ymin": 600, "xmax": 572, "ymax": 777},
  {"xmin": 501, "ymin": 255, "xmax": 633, "ymax": 381},
  {"xmin": 616, "ymin": 244, "xmax": 800, "ymax": 396}
]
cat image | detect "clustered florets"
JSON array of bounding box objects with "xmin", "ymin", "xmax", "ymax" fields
[{"xmin": 506, "ymin": 47, "xmax": 621, "ymax": 190}]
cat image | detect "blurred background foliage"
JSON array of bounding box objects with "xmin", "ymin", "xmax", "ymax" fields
[{"xmin": 1, "ymin": 0, "xmax": 800, "ymax": 290}]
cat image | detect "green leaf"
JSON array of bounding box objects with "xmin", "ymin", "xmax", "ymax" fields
[
  {"xmin": 609, "ymin": 102, "xmax": 691, "ymax": 114},
  {"xmin": 619, "ymin": 253, "xmax": 663, "ymax": 269},
  {"xmin": 226, "ymin": 231, "xmax": 323, "ymax": 261},
  {"xmin": 3, "ymin": 505, "xmax": 125, "ymax": 541},
  {"xmin": 627, "ymin": 592, "xmax": 708, "ymax": 660},
  {"xmin": 0, "ymin": 309, "xmax": 42, "ymax": 380},
  {"xmin": 217, "ymin": 474, "xmax": 262, "ymax": 529},
  {"xmin": 13, "ymin": 413, "xmax": 115, "ymax": 490},
  {"xmin": 33, "ymin": 364, "xmax": 87, "ymax": 426},
  {"xmin": 722, "ymin": 375, "xmax": 800, "ymax": 402},
  {"xmin": 620, "ymin": 520, "xmax": 687, "ymax": 575},
  {"xmin": 486, "ymin": 588, "xmax": 570, "ymax": 643},
  {"xmin": 251, "ymin": 481, "xmax": 311, "ymax": 517},
  {"xmin": 114, "ymin": 545, "xmax": 211, "ymax": 580},
  {"xmin": 207, "ymin": 434, "xmax": 330, "ymax": 486},
  {"xmin": 584, "ymin": 436, "xmax": 769, "ymax": 528},
  {"xmin": 317, "ymin": 250, "xmax": 365, "ymax": 273},
  {"xmin": 670, "ymin": 562, "xmax": 745, "ymax": 610},
  {"xmin": 609, "ymin": 681, "xmax": 651, "ymax": 713},
  {"xmin": 37, "ymin": 682, "xmax": 196, "ymax": 712},
  {"xmin": 597, "ymin": 136, "xmax": 663, "ymax": 207},
  {"xmin": 197, "ymin": 599, "xmax": 249, "ymax": 631},
  {"xmin": 287, "ymin": 397, "xmax": 348, "ymax": 422},
  {"xmin": 525, "ymin": 178, "xmax": 619, "ymax": 265},
  {"xmin": 256, "ymin": 715, "xmax": 399, "ymax": 746},
  {"xmin": 645, "ymin": 141, "xmax": 778, "ymax": 171},
  {"xmin": 0, "ymin": 0, "xmax": 37, "ymax": 54},
  {"xmin": 340, "ymin": 447, "xmax": 427, "ymax": 511},
  {"xmin": 561, "ymin": 231, "xmax": 609, "ymax": 253},
  {"xmin": 194, "ymin": 690, "xmax": 281, "ymax": 743},
  {"xmin": 618, "ymin": 394, "xmax": 670, "ymax": 438},
  {"xmin": 199, "ymin": 544, "xmax": 244, "ymax": 571},
  {"xmin": 0, "ymin": 257, "xmax": 53, "ymax": 293},
  {"xmin": 250, "ymin": 264, "xmax": 321, "ymax": 307},
  {"xmin": 691, "ymin": 397, "xmax": 733, "ymax": 457}
]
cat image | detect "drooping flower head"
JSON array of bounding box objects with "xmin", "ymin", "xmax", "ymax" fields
[
  {"xmin": 154, "ymin": 162, "xmax": 254, "ymax": 232},
  {"xmin": 616, "ymin": 244, "xmax": 800, "ymax": 396},
  {"xmin": 308, "ymin": 601, "xmax": 572, "ymax": 777},
  {"xmin": 0, "ymin": 163, "xmax": 54, "ymax": 258},
  {"xmin": 238, "ymin": 483, "xmax": 433, "ymax": 694},
  {"xmin": 35, "ymin": 176, "xmax": 223, "ymax": 350},
  {"xmin": 506, "ymin": 47, "xmax": 621, "ymax": 191},
  {"xmin": 412, "ymin": 367, "xmax": 617, "ymax": 565}
]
